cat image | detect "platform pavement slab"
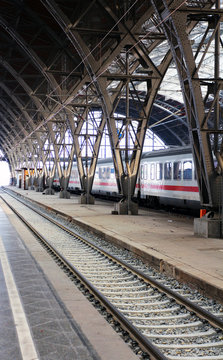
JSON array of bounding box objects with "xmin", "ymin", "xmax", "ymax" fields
[{"xmin": 6, "ymin": 186, "xmax": 223, "ymax": 303}]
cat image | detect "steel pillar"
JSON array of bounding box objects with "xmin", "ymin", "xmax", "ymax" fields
[
  {"xmin": 151, "ymin": 0, "xmax": 223, "ymax": 236},
  {"xmin": 35, "ymin": 175, "xmax": 44, "ymax": 192},
  {"xmin": 151, "ymin": 0, "xmax": 222, "ymax": 210}
]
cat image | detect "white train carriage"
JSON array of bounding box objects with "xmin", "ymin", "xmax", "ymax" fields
[
  {"xmin": 53, "ymin": 146, "xmax": 200, "ymax": 209},
  {"xmin": 53, "ymin": 167, "xmax": 81, "ymax": 190},
  {"xmin": 67, "ymin": 167, "xmax": 81, "ymax": 190},
  {"xmin": 93, "ymin": 159, "xmax": 117, "ymax": 195},
  {"xmin": 137, "ymin": 147, "xmax": 200, "ymax": 208}
]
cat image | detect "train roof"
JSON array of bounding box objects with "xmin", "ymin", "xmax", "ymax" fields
[
  {"xmin": 97, "ymin": 146, "xmax": 192, "ymax": 165},
  {"xmin": 141, "ymin": 145, "xmax": 192, "ymax": 159},
  {"xmin": 57, "ymin": 146, "xmax": 193, "ymax": 166}
]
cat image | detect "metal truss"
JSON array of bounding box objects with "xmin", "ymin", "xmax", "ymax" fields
[
  {"xmin": 42, "ymin": 0, "xmax": 166, "ymax": 213},
  {"xmin": 151, "ymin": 0, "xmax": 222, "ymax": 209},
  {"xmin": 0, "ymin": 0, "xmax": 222, "ymax": 215}
]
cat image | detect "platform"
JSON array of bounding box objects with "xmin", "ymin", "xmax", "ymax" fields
[
  {"xmin": 5, "ymin": 186, "xmax": 223, "ymax": 304},
  {"xmin": 0, "ymin": 194, "xmax": 138, "ymax": 360}
]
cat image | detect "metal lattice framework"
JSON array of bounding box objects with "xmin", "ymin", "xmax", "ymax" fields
[{"xmin": 0, "ymin": 0, "xmax": 222, "ymax": 213}]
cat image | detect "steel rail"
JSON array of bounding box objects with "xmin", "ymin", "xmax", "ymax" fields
[
  {"xmin": 0, "ymin": 192, "xmax": 167, "ymax": 360},
  {"xmin": 4, "ymin": 188, "xmax": 223, "ymax": 331},
  {"xmin": 2, "ymin": 188, "xmax": 223, "ymax": 332}
]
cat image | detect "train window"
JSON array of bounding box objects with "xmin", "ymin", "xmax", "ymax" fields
[
  {"xmin": 156, "ymin": 163, "xmax": 163, "ymax": 180},
  {"xmin": 106, "ymin": 167, "xmax": 111, "ymax": 179},
  {"xmin": 173, "ymin": 161, "xmax": 182, "ymax": 180},
  {"xmin": 144, "ymin": 164, "xmax": 148, "ymax": 180},
  {"xmin": 150, "ymin": 163, "xmax": 155, "ymax": 180},
  {"xmin": 164, "ymin": 162, "xmax": 172, "ymax": 180},
  {"xmin": 183, "ymin": 161, "xmax": 192, "ymax": 180},
  {"xmin": 140, "ymin": 164, "xmax": 144, "ymax": 180},
  {"xmin": 99, "ymin": 167, "xmax": 111, "ymax": 179}
]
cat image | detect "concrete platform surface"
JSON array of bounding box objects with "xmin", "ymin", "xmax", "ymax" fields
[
  {"xmin": 6, "ymin": 187, "xmax": 223, "ymax": 302},
  {"xmin": 0, "ymin": 195, "xmax": 138, "ymax": 360}
]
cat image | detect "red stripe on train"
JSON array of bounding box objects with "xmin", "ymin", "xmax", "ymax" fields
[
  {"xmin": 94, "ymin": 182, "xmax": 117, "ymax": 187},
  {"xmin": 142, "ymin": 184, "xmax": 199, "ymax": 192},
  {"xmin": 54, "ymin": 179, "xmax": 199, "ymax": 193},
  {"xmin": 95, "ymin": 182, "xmax": 199, "ymax": 192}
]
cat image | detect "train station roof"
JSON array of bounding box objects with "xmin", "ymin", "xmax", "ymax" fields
[{"xmin": 0, "ymin": 0, "xmax": 222, "ymax": 159}]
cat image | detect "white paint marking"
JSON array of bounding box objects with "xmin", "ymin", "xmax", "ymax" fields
[{"xmin": 0, "ymin": 237, "xmax": 39, "ymax": 360}]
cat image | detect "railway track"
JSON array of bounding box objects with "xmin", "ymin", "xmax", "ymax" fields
[{"xmin": 1, "ymin": 189, "xmax": 223, "ymax": 360}]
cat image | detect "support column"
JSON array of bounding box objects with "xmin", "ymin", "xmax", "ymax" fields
[
  {"xmin": 28, "ymin": 175, "xmax": 35, "ymax": 190},
  {"xmin": 43, "ymin": 175, "xmax": 55, "ymax": 195},
  {"xmin": 79, "ymin": 175, "xmax": 95, "ymax": 204},
  {"xmin": 151, "ymin": 0, "xmax": 223, "ymax": 236},
  {"xmin": 35, "ymin": 175, "xmax": 44, "ymax": 192},
  {"xmin": 194, "ymin": 212, "xmax": 222, "ymax": 238},
  {"xmin": 114, "ymin": 199, "xmax": 138, "ymax": 215},
  {"xmin": 59, "ymin": 176, "xmax": 70, "ymax": 199}
]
